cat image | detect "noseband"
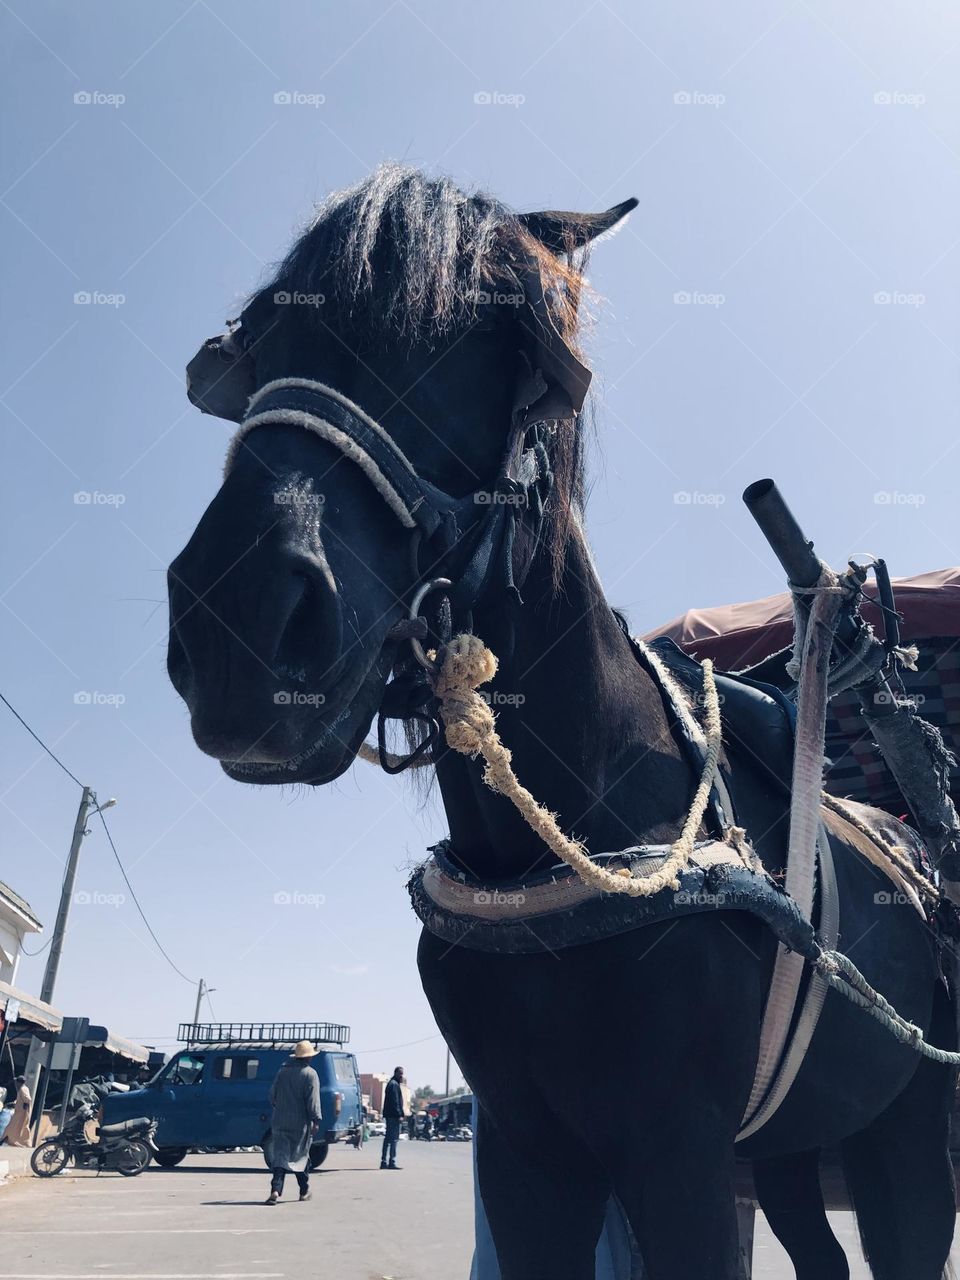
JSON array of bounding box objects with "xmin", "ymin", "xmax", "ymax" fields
[{"xmin": 224, "ymin": 376, "xmax": 559, "ymax": 769}]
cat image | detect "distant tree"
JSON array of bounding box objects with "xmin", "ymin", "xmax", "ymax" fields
[{"xmin": 414, "ymin": 1085, "xmax": 435, "ymax": 1101}]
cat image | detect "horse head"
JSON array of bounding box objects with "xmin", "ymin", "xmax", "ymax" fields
[{"xmin": 167, "ymin": 165, "xmax": 635, "ymax": 784}]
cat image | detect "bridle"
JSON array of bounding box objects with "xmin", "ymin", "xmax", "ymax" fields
[
  {"xmin": 211, "ymin": 373, "xmax": 567, "ymax": 772},
  {"xmin": 185, "ymin": 260, "xmax": 593, "ymax": 771}
]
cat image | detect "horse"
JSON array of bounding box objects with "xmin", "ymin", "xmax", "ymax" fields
[{"xmin": 166, "ymin": 165, "xmax": 956, "ymax": 1280}]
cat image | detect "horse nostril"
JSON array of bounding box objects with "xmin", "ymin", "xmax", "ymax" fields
[{"xmin": 272, "ymin": 563, "xmax": 344, "ymax": 688}]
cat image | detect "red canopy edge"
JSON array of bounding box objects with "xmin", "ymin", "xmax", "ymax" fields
[{"xmin": 646, "ymin": 567, "xmax": 960, "ymax": 670}]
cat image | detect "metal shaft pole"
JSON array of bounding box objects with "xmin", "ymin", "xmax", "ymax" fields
[
  {"xmin": 40, "ymin": 786, "xmax": 93, "ymax": 1006},
  {"xmin": 445, "ymin": 1045, "xmax": 450, "ymax": 1096},
  {"xmin": 193, "ymin": 979, "xmax": 205, "ymax": 1027}
]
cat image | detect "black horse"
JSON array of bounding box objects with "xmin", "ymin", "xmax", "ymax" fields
[{"xmin": 167, "ymin": 166, "xmax": 956, "ymax": 1279}]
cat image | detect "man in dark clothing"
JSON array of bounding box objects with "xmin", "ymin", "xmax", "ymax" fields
[
  {"xmin": 265, "ymin": 1041, "xmax": 322, "ymax": 1205},
  {"xmin": 380, "ymin": 1065, "xmax": 405, "ymax": 1170}
]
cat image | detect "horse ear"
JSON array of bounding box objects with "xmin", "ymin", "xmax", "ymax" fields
[{"xmin": 518, "ymin": 198, "xmax": 638, "ymax": 255}]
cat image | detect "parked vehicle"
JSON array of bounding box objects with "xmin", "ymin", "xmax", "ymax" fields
[
  {"xmin": 101, "ymin": 1022, "xmax": 363, "ymax": 1169},
  {"xmin": 31, "ymin": 1102, "xmax": 157, "ymax": 1177}
]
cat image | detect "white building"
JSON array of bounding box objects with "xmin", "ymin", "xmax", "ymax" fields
[{"xmin": 0, "ymin": 880, "xmax": 42, "ymax": 986}]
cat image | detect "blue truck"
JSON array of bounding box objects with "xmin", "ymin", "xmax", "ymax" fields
[{"xmin": 101, "ymin": 1022, "xmax": 363, "ymax": 1169}]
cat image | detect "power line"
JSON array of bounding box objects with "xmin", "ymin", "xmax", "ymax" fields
[
  {"xmin": 1, "ymin": 689, "xmax": 202, "ymax": 991},
  {"xmin": 352, "ymin": 1033, "xmax": 443, "ymax": 1055},
  {"xmin": 20, "ymin": 935, "xmax": 54, "ymax": 957},
  {"xmin": 96, "ymin": 808, "xmax": 196, "ymax": 986},
  {"xmin": 0, "ymin": 692, "xmax": 83, "ymax": 788}
]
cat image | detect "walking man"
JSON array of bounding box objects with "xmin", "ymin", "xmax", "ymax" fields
[
  {"xmin": 380, "ymin": 1065, "xmax": 405, "ymax": 1170},
  {"xmin": 265, "ymin": 1041, "xmax": 322, "ymax": 1205}
]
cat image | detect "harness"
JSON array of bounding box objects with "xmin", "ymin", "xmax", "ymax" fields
[{"xmin": 193, "ymin": 343, "xmax": 957, "ymax": 1146}]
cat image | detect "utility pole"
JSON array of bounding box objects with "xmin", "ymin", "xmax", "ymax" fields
[
  {"xmin": 445, "ymin": 1044, "xmax": 451, "ymax": 1096},
  {"xmin": 26, "ymin": 789, "xmax": 116, "ymax": 1115},
  {"xmin": 40, "ymin": 787, "xmax": 93, "ymax": 1005},
  {"xmin": 193, "ymin": 978, "xmax": 206, "ymax": 1026}
]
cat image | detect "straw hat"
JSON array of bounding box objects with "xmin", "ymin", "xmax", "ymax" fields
[{"xmin": 291, "ymin": 1040, "xmax": 318, "ymax": 1059}]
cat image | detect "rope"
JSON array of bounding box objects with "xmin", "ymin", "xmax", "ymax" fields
[
  {"xmin": 815, "ymin": 949, "xmax": 960, "ymax": 1065},
  {"xmin": 428, "ymin": 634, "xmax": 731, "ymax": 896},
  {"xmin": 368, "ymin": 625, "xmax": 960, "ymax": 1066},
  {"xmin": 357, "ymin": 740, "xmax": 431, "ymax": 770},
  {"xmin": 820, "ymin": 792, "xmax": 940, "ymax": 905}
]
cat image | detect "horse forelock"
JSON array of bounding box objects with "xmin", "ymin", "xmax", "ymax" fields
[
  {"xmin": 260, "ymin": 163, "xmax": 585, "ymax": 347},
  {"xmin": 253, "ymin": 164, "xmax": 592, "ymax": 586}
]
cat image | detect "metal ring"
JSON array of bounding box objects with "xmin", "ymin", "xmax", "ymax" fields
[{"xmin": 408, "ymin": 578, "xmax": 452, "ymax": 670}]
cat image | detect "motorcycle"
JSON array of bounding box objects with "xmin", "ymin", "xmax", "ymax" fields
[{"xmin": 31, "ymin": 1101, "xmax": 158, "ymax": 1177}]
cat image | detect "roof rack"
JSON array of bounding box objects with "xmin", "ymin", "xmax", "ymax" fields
[{"xmin": 178, "ymin": 1021, "xmax": 350, "ymax": 1046}]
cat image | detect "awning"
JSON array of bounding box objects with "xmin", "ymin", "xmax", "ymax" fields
[
  {"xmin": 83, "ymin": 1026, "xmax": 152, "ymax": 1064},
  {"xmin": 647, "ymin": 565, "xmax": 960, "ymax": 670},
  {"xmin": 0, "ymin": 979, "xmax": 62, "ymax": 1033}
]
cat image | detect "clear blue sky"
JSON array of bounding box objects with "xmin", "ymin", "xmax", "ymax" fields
[{"xmin": 2, "ymin": 1, "xmax": 959, "ymax": 1088}]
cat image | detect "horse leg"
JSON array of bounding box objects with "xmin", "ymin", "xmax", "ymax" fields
[
  {"xmin": 839, "ymin": 987, "xmax": 957, "ymax": 1280},
  {"xmin": 475, "ymin": 1105, "xmax": 611, "ymax": 1280},
  {"xmin": 752, "ymin": 1148, "xmax": 849, "ymax": 1280},
  {"xmin": 613, "ymin": 1103, "xmax": 741, "ymax": 1280}
]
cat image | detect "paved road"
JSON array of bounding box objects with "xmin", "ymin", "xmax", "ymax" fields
[{"xmin": 0, "ymin": 1142, "xmax": 953, "ymax": 1278}]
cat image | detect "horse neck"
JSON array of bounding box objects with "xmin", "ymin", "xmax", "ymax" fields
[{"xmin": 433, "ymin": 531, "xmax": 693, "ymax": 883}]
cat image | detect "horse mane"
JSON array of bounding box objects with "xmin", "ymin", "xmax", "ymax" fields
[{"xmin": 260, "ymin": 163, "xmax": 593, "ymax": 582}]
